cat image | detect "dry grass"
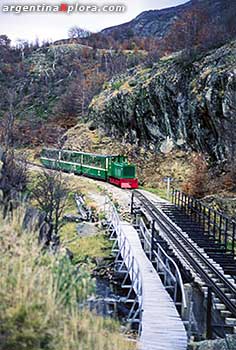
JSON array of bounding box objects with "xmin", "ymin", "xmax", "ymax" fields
[{"xmin": 0, "ymin": 209, "xmax": 136, "ymax": 350}]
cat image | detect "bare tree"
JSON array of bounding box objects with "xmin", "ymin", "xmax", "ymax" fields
[
  {"xmin": 31, "ymin": 170, "xmax": 68, "ymax": 246},
  {"xmin": 2, "ymin": 91, "xmax": 16, "ymax": 149},
  {"xmin": 0, "ymin": 34, "xmax": 11, "ymax": 47},
  {"xmin": 68, "ymin": 26, "xmax": 92, "ymax": 39},
  {"xmin": 0, "ymin": 150, "xmax": 28, "ymax": 217},
  {"xmin": 0, "ymin": 90, "xmax": 28, "ymax": 217}
]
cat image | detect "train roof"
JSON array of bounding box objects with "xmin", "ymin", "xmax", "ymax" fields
[{"xmin": 42, "ymin": 147, "xmax": 121, "ymax": 158}]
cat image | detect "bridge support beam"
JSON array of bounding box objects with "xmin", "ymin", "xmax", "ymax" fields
[{"xmin": 106, "ymin": 207, "xmax": 142, "ymax": 334}]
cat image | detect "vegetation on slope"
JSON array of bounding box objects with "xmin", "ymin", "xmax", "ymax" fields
[
  {"xmin": 0, "ymin": 210, "xmax": 135, "ymax": 350},
  {"xmin": 0, "ymin": 36, "xmax": 148, "ymax": 147}
]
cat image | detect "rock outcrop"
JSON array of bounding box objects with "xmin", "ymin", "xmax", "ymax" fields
[
  {"xmin": 88, "ymin": 41, "xmax": 236, "ymax": 163},
  {"xmin": 190, "ymin": 334, "xmax": 236, "ymax": 350}
]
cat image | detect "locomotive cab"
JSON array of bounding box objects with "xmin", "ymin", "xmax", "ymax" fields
[{"xmin": 108, "ymin": 160, "xmax": 138, "ymax": 189}]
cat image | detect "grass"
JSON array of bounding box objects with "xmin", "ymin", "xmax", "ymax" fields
[
  {"xmin": 63, "ymin": 191, "xmax": 79, "ymax": 216},
  {"xmin": 60, "ymin": 222, "xmax": 112, "ymax": 265},
  {"xmin": 28, "ymin": 168, "xmax": 111, "ymax": 266},
  {"xmin": 67, "ymin": 234, "xmax": 112, "ymax": 265},
  {"xmin": 59, "ymin": 186, "xmax": 111, "ymax": 265},
  {"xmin": 0, "ymin": 208, "xmax": 136, "ymax": 350},
  {"xmin": 140, "ymin": 186, "xmax": 169, "ymax": 200}
]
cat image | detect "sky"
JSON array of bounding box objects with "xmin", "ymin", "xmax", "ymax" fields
[{"xmin": 0, "ymin": 0, "xmax": 188, "ymax": 43}]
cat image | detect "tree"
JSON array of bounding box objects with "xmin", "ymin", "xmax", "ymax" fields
[
  {"xmin": 68, "ymin": 26, "xmax": 91, "ymax": 39},
  {"xmin": 0, "ymin": 90, "xmax": 28, "ymax": 217},
  {"xmin": 0, "ymin": 150, "xmax": 28, "ymax": 217},
  {"xmin": 163, "ymin": 7, "xmax": 210, "ymax": 57},
  {"xmin": 15, "ymin": 39, "xmax": 30, "ymax": 60},
  {"xmin": 31, "ymin": 170, "xmax": 69, "ymax": 247},
  {"xmin": 53, "ymin": 68, "xmax": 107, "ymax": 118},
  {"xmin": 0, "ymin": 35, "xmax": 11, "ymax": 47}
]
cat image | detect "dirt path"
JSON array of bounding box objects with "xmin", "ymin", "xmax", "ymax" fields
[
  {"xmin": 28, "ymin": 162, "xmax": 132, "ymax": 218},
  {"xmin": 28, "ymin": 163, "xmax": 168, "ymax": 218}
]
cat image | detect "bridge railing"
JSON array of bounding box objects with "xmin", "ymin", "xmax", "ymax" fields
[
  {"xmin": 104, "ymin": 197, "xmax": 143, "ymax": 333},
  {"xmin": 171, "ymin": 188, "xmax": 236, "ymax": 257},
  {"xmin": 138, "ymin": 216, "xmax": 187, "ymax": 315}
]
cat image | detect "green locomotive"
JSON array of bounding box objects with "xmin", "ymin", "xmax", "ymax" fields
[{"xmin": 40, "ymin": 148, "xmax": 138, "ymax": 189}]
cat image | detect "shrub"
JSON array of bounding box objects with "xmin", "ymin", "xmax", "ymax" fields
[
  {"xmin": 112, "ymin": 80, "xmax": 123, "ymax": 90},
  {"xmin": 182, "ymin": 153, "xmax": 209, "ymax": 198}
]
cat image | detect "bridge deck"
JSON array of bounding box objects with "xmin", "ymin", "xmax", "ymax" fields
[{"xmin": 120, "ymin": 222, "xmax": 187, "ymax": 350}]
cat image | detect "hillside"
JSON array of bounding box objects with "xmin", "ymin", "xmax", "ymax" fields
[
  {"xmin": 1, "ymin": 0, "xmax": 236, "ymax": 148},
  {"xmin": 0, "ymin": 39, "xmax": 148, "ymax": 146},
  {"xmin": 103, "ymin": 1, "xmax": 189, "ymax": 38},
  {"xmin": 87, "ymin": 41, "xmax": 236, "ymax": 165},
  {"xmin": 102, "ymin": 0, "xmax": 236, "ymax": 41}
]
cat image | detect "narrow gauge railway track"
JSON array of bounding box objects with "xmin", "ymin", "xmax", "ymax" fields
[
  {"xmin": 133, "ymin": 190, "xmax": 236, "ymax": 324},
  {"xmin": 27, "ymin": 161, "xmax": 44, "ymax": 169}
]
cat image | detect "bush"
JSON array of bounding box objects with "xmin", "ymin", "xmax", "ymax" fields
[
  {"xmin": 182, "ymin": 153, "xmax": 209, "ymax": 198},
  {"xmin": 112, "ymin": 80, "xmax": 123, "ymax": 90}
]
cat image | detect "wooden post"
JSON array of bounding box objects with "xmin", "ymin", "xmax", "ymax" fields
[
  {"xmin": 206, "ymin": 287, "xmax": 212, "ymax": 339},
  {"xmin": 167, "ymin": 177, "xmax": 170, "ymax": 200},
  {"xmin": 151, "ymin": 220, "xmax": 155, "ymax": 261},
  {"xmin": 219, "ymin": 215, "xmax": 223, "ymax": 245},
  {"xmin": 131, "ymin": 192, "xmax": 134, "ymax": 215},
  {"xmin": 171, "ymin": 187, "xmax": 174, "ymax": 204},
  {"xmin": 213, "ymin": 211, "xmax": 217, "ymax": 242},
  {"xmin": 224, "ymin": 218, "xmax": 228, "ymax": 252},
  {"xmin": 207, "ymin": 208, "xmax": 211, "ymax": 237},
  {"xmin": 232, "ymin": 222, "xmax": 236, "ymax": 256},
  {"xmin": 203, "ymin": 205, "xmax": 206, "ymax": 233}
]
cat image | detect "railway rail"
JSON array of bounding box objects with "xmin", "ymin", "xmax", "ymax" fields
[
  {"xmin": 170, "ymin": 189, "xmax": 236, "ymax": 277},
  {"xmin": 131, "ymin": 190, "xmax": 236, "ymax": 334}
]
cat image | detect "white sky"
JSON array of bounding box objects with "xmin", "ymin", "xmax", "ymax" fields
[{"xmin": 0, "ymin": 0, "xmax": 188, "ymax": 43}]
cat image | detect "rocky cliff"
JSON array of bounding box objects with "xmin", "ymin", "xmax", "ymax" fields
[{"xmin": 88, "ymin": 41, "xmax": 236, "ymax": 163}]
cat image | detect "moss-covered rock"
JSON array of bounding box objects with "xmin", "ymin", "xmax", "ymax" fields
[{"xmin": 88, "ymin": 41, "xmax": 236, "ymax": 164}]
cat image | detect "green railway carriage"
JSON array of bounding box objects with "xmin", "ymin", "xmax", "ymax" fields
[{"xmin": 40, "ymin": 148, "xmax": 138, "ymax": 189}]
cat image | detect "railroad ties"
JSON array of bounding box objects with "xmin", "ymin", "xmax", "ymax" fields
[
  {"xmin": 133, "ymin": 190, "xmax": 236, "ymax": 337},
  {"xmin": 104, "ymin": 197, "xmax": 187, "ymax": 350},
  {"xmin": 170, "ymin": 189, "xmax": 236, "ymax": 277}
]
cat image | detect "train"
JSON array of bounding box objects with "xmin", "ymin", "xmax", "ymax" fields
[{"xmin": 40, "ymin": 148, "xmax": 138, "ymax": 189}]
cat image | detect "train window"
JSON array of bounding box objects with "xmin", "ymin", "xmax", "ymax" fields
[
  {"xmin": 61, "ymin": 152, "xmax": 71, "ymax": 162},
  {"xmin": 83, "ymin": 155, "xmax": 89, "ymax": 165},
  {"xmin": 45, "ymin": 149, "xmax": 59, "ymax": 160},
  {"xmin": 123, "ymin": 166, "xmax": 135, "ymax": 178},
  {"xmin": 81, "ymin": 154, "xmax": 106, "ymax": 169},
  {"xmin": 71, "ymin": 153, "xmax": 81, "ymax": 163}
]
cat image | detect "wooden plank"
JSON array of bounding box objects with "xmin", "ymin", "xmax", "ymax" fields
[{"xmin": 120, "ymin": 222, "xmax": 187, "ymax": 350}]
